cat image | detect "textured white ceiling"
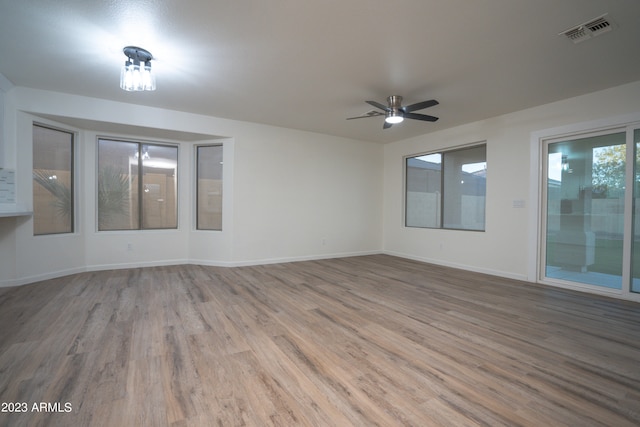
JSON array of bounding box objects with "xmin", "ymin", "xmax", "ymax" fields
[{"xmin": 1, "ymin": 0, "xmax": 639, "ymax": 143}]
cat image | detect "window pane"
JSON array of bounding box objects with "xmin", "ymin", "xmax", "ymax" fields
[
  {"xmin": 98, "ymin": 139, "xmax": 178, "ymax": 231},
  {"xmin": 98, "ymin": 139, "xmax": 139, "ymax": 230},
  {"xmin": 33, "ymin": 125, "xmax": 73, "ymax": 235},
  {"xmin": 632, "ymin": 129, "xmax": 640, "ymax": 293},
  {"xmin": 545, "ymin": 132, "xmax": 625, "ymax": 289},
  {"xmin": 405, "ymin": 145, "xmax": 487, "ymax": 231},
  {"xmin": 406, "ymin": 154, "xmax": 441, "ymax": 228},
  {"xmin": 142, "ymin": 144, "xmax": 178, "ymax": 229},
  {"xmin": 197, "ymin": 145, "xmax": 223, "ymax": 230},
  {"xmin": 442, "ymin": 145, "xmax": 486, "ymax": 230}
]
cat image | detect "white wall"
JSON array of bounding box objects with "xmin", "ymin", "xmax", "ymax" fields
[
  {"xmin": 383, "ymin": 80, "xmax": 640, "ymax": 281},
  {"xmin": 0, "ymin": 87, "xmax": 383, "ymax": 286},
  {"xmin": 4, "ymin": 81, "xmax": 639, "ymax": 288},
  {"xmin": 12, "ymin": 113, "xmax": 87, "ymax": 282},
  {"xmin": 231, "ymin": 127, "xmax": 382, "ymax": 264}
]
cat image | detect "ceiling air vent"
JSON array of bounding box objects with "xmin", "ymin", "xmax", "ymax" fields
[
  {"xmin": 559, "ymin": 14, "xmax": 614, "ymax": 44},
  {"xmin": 585, "ymin": 16, "xmax": 612, "ymax": 34}
]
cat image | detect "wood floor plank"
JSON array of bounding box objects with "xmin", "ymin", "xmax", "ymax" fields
[{"xmin": 1, "ymin": 255, "xmax": 639, "ymax": 426}]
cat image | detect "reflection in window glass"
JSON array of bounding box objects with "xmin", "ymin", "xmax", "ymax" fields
[
  {"xmin": 443, "ymin": 145, "xmax": 487, "ymax": 230},
  {"xmin": 98, "ymin": 139, "xmax": 177, "ymax": 231},
  {"xmin": 545, "ymin": 132, "xmax": 625, "ymax": 289},
  {"xmin": 33, "ymin": 124, "xmax": 74, "ymax": 235},
  {"xmin": 142, "ymin": 144, "xmax": 178, "ymax": 229},
  {"xmin": 98, "ymin": 139, "xmax": 138, "ymax": 230},
  {"xmin": 196, "ymin": 145, "xmax": 223, "ymax": 230}
]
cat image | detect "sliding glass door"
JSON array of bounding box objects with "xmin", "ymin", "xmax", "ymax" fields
[
  {"xmin": 542, "ymin": 125, "xmax": 640, "ymax": 298},
  {"xmin": 633, "ymin": 129, "xmax": 640, "ymax": 293}
]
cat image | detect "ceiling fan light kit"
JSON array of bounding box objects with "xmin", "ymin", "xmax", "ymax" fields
[
  {"xmin": 385, "ymin": 113, "xmax": 404, "ymax": 124},
  {"xmin": 347, "ymin": 95, "xmax": 439, "ymax": 129}
]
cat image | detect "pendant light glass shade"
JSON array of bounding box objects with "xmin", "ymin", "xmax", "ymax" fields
[
  {"xmin": 142, "ymin": 61, "xmax": 155, "ymax": 90},
  {"xmin": 120, "ymin": 47, "xmax": 156, "ymax": 91}
]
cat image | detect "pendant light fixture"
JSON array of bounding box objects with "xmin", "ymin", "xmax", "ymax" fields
[{"xmin": 120, "ymin": 46, "xmax": 156, "ymax": 91}]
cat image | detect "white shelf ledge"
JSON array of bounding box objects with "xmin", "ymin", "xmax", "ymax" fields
[{"xmin": 0, "ymin": 205, "xmax": 32, "ymax": 218}]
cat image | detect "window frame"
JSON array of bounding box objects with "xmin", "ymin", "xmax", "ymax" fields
[
  {"xmin": 32, "ymin": 123, "xmax": 75, "ymax": 236},
  {"xmin": 404, "ymin": 142, "xmax": 487, "ymax": 231},
  {"xmin": 97, "ymin": 137, "xmax": 179, "ymax": 231},
  {"xmin": 195, "ymin": 143, "xmax": 223, "ymax": 231},
  {"xmin": 539, "ymin": 126, "xmax": 633, "ymax": 294}
]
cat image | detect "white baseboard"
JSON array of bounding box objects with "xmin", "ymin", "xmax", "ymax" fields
[
  {"xmin": 0, "ymin": 259, "xmax": 190, "ymax": 288},
  {"xmin": 382, "ymin": 250, "xmax": 529, "ymax": 282},
  {"xmin": 0, "ymin": 266, "xmax": 86, "ymax": 288},
  {"xmin": 0, "ymin": 251, "xmax": 382, "ymax": 287},
  {"xmin": 85, "ymin": 258, "xmax": 191, "ymax": 273},
  {"xmin": 220, "ymin": 250, "xmax": 381, "ymax": 268},
  {"xmin": 8, "ymin": 250, "xmax": 524, "ymax": 288}
]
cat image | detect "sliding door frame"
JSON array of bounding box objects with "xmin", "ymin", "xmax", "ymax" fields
[{"xmin": 530, "ymin": 113, "xmax": 640, "ymax": 302}]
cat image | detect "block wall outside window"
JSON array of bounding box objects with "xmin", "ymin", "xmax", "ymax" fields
[{"xmin": 405, "ymin": 144, "xmax": 486, "ymax": 231}]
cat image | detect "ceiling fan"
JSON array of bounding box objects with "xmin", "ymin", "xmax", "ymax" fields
[{"xmin": 347, "ymin": 95, "xmax": 439, "ymax": 129}]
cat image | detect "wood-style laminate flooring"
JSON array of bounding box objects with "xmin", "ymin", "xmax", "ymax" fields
[{"xmin": 0, "ymin": 255, "xmax": 639, "ymax": 426}]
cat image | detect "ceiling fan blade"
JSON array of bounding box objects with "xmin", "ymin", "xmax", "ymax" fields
[
  {"xmin": 346, "ymin": 115, "xmax": 377, "ymax": 120},
  {"xmin": 402, "ymin": 99, "xmax": 439, "ymax": 113},
  {"xmin": 346, "ymin": 111, "xmax": 384, "ymax": 120},
  {"xmin": 366, "ymin": 100, "xmax": 390, "ymax": 111},
  {"xmin": 404, "ymin": 112, "xmax": 439, "ymax": 122},
  {"xmin": 383, "ymin": 121, "xmax": 393, "ymax": 129}
]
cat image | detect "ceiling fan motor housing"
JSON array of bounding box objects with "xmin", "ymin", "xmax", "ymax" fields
[{"xmin": 387, "ymin": 95, "xmax": 403, "ymax": 109}]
